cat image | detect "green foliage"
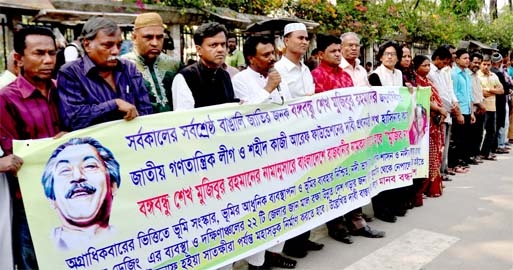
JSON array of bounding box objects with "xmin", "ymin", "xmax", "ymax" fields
[{"xmin": 133, "ymin": 0, "xmax": 513, "ymax": 49}]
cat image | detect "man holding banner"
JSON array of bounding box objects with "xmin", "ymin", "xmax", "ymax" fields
[
  {"xmin": 274, "ymin": 22, "xmax": 324, "ymax": 259},
  {"xmin": 339, "ymin": 31, "xmax": 385, "ymax": 239},
  {"xmin": 0, "ymin": 26, "xmax": 62, "ymax": 270},
  {"xmin": 172, "ymin": 22, "xmax": 239, "ymax": 110},
  {"xmin": 231, "ymin": 35, "xmax": 296, "ymax": 269},
  {"xmin": 57, "ymin": 17, "xmax": 153, "ymax": 131},
  {"xmin": 311, "ymin": 34, "xmax": 355, "ymax": 245}
]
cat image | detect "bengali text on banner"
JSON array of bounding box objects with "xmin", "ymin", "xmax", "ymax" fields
[{"xmin": 14, "ymin": 86, "xmax": 430, "ymax": 270}]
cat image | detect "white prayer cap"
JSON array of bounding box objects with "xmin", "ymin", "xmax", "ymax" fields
[{"xmin": 283, "ymin": 23, "xmax": 307, "ymax": 36}]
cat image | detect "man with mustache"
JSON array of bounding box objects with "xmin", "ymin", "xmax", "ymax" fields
[
  {"xmin": 171, "ymin": 22, "xmax": 239, "ymax": 110},
  {"xmin": 230, "ymin": 36, "xmax": 295, "ymax": 270},
  {"xmin": 57, "ymin": 17, "xmax": 153, "ymax": 131},
  {"xmin": 41, "ymin": 137, "xmax": 120, "ymax": 250},
  {"xmin": 122, "ymin": 12, "xmax": 181, "ymax": 113},
  {"xmin": 0, "ymin": 26, "xmax": 65, "ymax": 269}
]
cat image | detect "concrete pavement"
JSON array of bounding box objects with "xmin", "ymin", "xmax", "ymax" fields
[{"xmin": 235, "ymin": 152, "xmax": 513, "ymax": 270}]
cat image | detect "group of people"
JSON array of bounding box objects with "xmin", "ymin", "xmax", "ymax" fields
[{"xmin": 0, "ymin": 10, "xmax": 512, "ymax": 270}]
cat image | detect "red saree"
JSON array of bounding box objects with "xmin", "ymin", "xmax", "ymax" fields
[{"xmin": 416, "ymin": 74, "xmax": 444, "ymax": 197}]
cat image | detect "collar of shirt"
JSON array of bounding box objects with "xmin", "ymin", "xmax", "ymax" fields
[
  {"xmin": 228, "ymin": 49, "xmax": 239, "ymax": 56},
  {"xmin": 430, "ymin": 63, "xmax": 442, "ymax": 72},
  {"xmin": 279, "ymin": 56, "xmax": 308, "ymax": 72},
  {"xmin": 247, "ymin": 67, "xmax": 267, "ymax": 81},
  {"xmin": 340, "ymin": 57, "xmax": 361, "ymax": 69},
  {"xmin": 132, "ymin": 49, "xmax": 163, "ymax": 69},
  {"xmin": 15, "ymin": 75, "xmax": 56, "ymax": 99},
  {"xmin": 454, "ymin": 65, "xmax": 467, "ymax": 75},
  {"xmin": 318, "ymin": 61, "xmax": 342, "ymax": 74}
]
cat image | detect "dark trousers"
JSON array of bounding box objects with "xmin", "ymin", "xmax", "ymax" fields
[
  {"xmin": 470, "ymin": 112, "xmax": 486, "ymax": 157},
  {"xmin": 283, "ymin": 231, "xmax": 310, "ymax": 252},
  {"xmin": 12, "ymin": 197, "xmax": 38, "ymax": 270},
  {"xmin": 481, "ymin": 111, "xmax": 496, "ymax": 156},
  {"xmin": 449, "ymin": 114, "xmax": 473, "ymax": 166}
]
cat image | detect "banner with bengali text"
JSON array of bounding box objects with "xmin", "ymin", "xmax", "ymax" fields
[{"xmin": 15, "ymin": 86, "xmax": 429, "ymax": 270}]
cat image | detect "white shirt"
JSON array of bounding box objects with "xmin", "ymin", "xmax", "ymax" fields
[
  {"xmin": 63, "ymin": 43, "xmax": 81, "ymax": 63},
  {"xmin": 0, "ymin": 70, "xmax": 16, "ymax": 89},
  {"xmin": 274, "ymin": 56, "xmax": 314, "ymax": 98},
  {"xmin": 428, "ymin": 63, "xmax": 458, "ymax": 123},
  {"xmin": 371, "ymin": 65, "xmax": 402, "ymax": 86},
  {"xmin": 340, "ymin": 57, "xmax": 370, "ymax": 87},
  {"xmin": 171, "ymin": 73, "xmax": 196, "ymax": 110},
  {"xmin": 0, "ymin": 146, "xmax": 14, "ymax": 270},
  {"xmin": 232, "ymin": 67, "xmax": 292, "ymax": 104}
]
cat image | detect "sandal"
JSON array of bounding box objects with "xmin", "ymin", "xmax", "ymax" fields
[
  {"xmin": 264, "ymin": 251, "xmax": 297, "ymax": 269},
  {"xmin": 445, "ymin": 169, "xmax": 456, "ymax": 176},
  {"xmin": 482, "ymin": 155, "xmax": 497, "ymax": 161},
  {"xmin": 454, "ymin": 166, "xmax": 469, "ymax": 173}
]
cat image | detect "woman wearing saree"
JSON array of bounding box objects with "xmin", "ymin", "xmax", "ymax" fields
[{"xmin": 412, "ymin": 55, "xmax": 448, "ymax": 201}]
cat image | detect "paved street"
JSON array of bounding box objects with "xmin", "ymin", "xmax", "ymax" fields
[{"xmin": 236, "ymin": 152, "xmax": 513, "ymax": 270}]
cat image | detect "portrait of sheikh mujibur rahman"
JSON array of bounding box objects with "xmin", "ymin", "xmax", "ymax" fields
[{"xmin": 41, "ymin": 137, "xmax": 120, "ymax": 251}]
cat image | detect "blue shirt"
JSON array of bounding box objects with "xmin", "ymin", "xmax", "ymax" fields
[
  {"xmin": 451, "ymin": 66, "xmax": 473, "ymax": 115},
  {"xmin": 57, "ymin": 55, "xmax": 153, "ymax": 131}
]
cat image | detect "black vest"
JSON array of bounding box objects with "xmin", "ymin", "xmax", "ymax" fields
[{"xmin": 179, "ymin": 62, "xmax": 238, "ymax": 108}]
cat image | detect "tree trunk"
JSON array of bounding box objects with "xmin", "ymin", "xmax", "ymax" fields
[{"xmin": 490, "ymin": 0, "xmax": 498, "ymax": 19}]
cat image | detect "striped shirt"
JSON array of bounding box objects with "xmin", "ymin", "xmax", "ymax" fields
[
  {"xmin": 57, "ymin": 55, "xmax": 153, "ymax": 131},
  {"xmin": 0, "ymin": 75, "xmax": 60, "ymax": 155}
]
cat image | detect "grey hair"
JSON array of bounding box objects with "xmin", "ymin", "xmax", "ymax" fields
[
  {"xmin": 80, "ymin": 17, "xmax": 119, "ymax": 48},
  {"xmin": 340, "ymin": 32, "xmax": 360, "ymax": 44}
]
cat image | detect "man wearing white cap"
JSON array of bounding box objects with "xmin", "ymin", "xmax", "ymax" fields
[
  {"xmin": 274, "ymin": 23, "xmax": 315, "ymax": 98},
  {"xmin": 274, "ymin": 22, "xmax": 324, "ymax": 259},
  {"xmin": 122, "ymin": 12, "xmax": 181, "ymax": 113}
]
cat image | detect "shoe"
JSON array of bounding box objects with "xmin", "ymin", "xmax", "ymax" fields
[
  {"xmin": 375, "ymin": 212, "xmax": 397, "ymax": 223},
  {"xmin": 328, "ymin": 230, "xmax": 353, "ymax": 244},
  {"xmin": 465, "ymin": 158, "xmax": 479, "ymax": 165},
  {"xmin": 305, "ymin": 240, "xmax": 324, "ymax": 251},
  {"xmin": 263, "ymin": 251, "xmax": 296, "ymax": 269},
  {"xmin": 248, "ymin": 264, "xmax": 271, "ymax": 270},
  {"xmin": 351, "ymin": 225, "xmax": 385, "ymax": 238},
  {"xmin": 442, "ymin": 176, "xmax": 453, "ymax": 181},
  {"xmin": 282, "ymin": 247, "xmax": 307, "ymax": 258},
  {"xmin": 393, "ymin": 208, "xmax": 407, "ymax": 217}
]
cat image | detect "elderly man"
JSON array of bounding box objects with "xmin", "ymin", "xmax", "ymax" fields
[
  {"xmin": 171, "ymin": 22, "xmax": 238, "ymax": 110},
  {"xmin": 231, "ymin": 36, "xmax": 295, "ymax": 269},
  {"xmin": 274, "ymin": 23, "xmax": 323, "ymax": 259},
  {"xmin": 122, "ymin": 12, "xmax": 181, "ymax": 112},
  {"xmin": 57, "ymin": 17, "xmax": 153, "ymax": 131},
  {"xmin": 339, "ymin": 32, "xmax": 370, "ymax": 87},
  {"xmin": 338, "ymin": 31, "xmax": 385, "ymax": 239},
  {"xmin": 0, "ymin": 26, "xmax": 63, "ymax": 270},
  {"xmin": 41, "ymin": 137, "xmax": 120, "ymax": 250}
]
